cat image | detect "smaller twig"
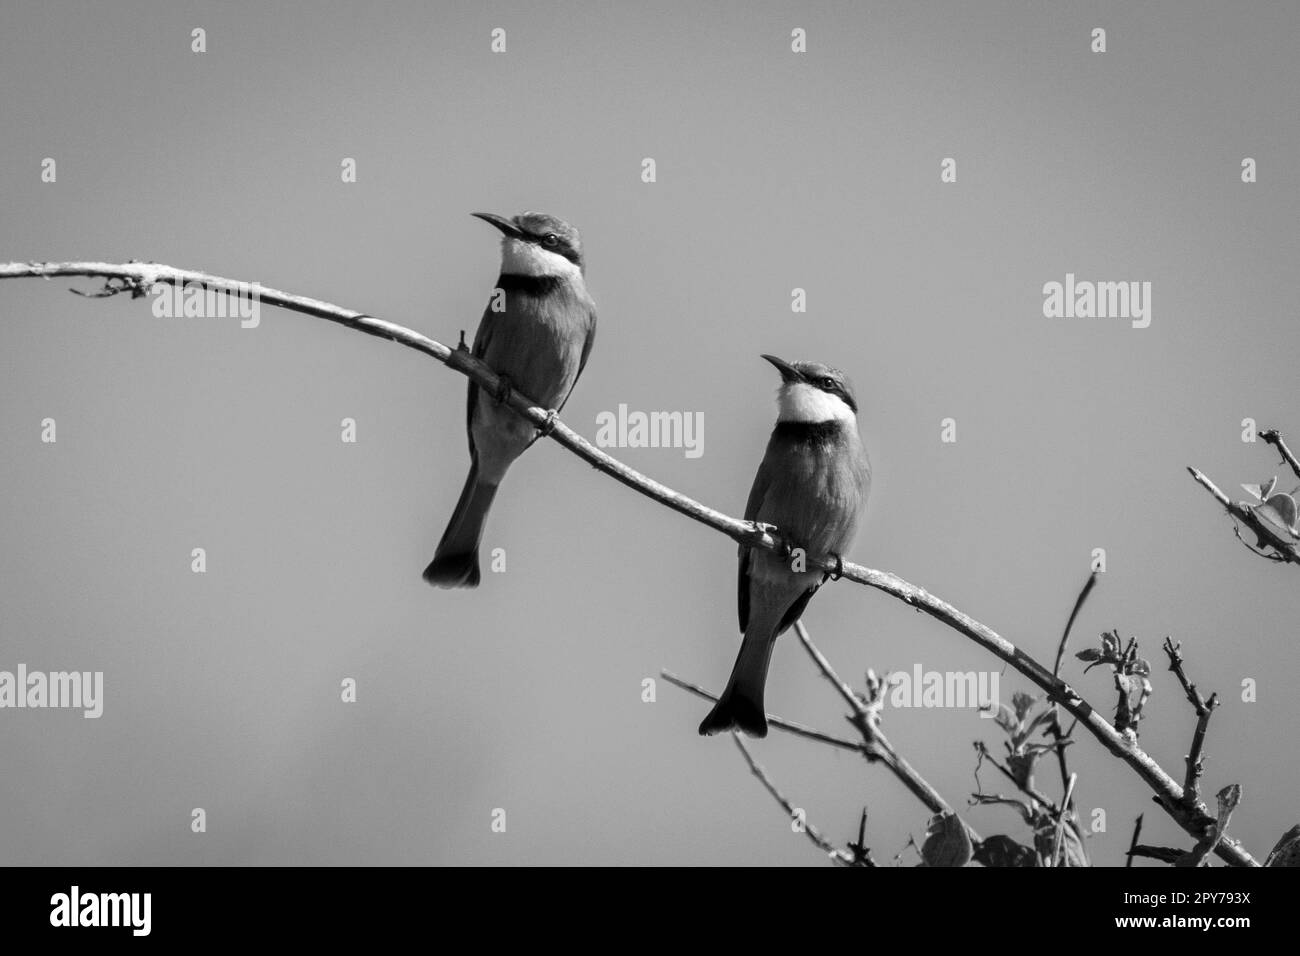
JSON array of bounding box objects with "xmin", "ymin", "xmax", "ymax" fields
[
  {"xmin": 892, "ymin": 833, "xmax": 922, "ymax": 866},
  {"xmin": 1260, "ymin": 429, "xmax": 1300, "ymax": 484},
  {"xmin": 1162, "ymin": 638, "xmax": 1220, "ymax": 807},
  {"xmin": 847, "ymin": 807, "xmax": 876, "ymax": 867},
  {"xmin": 1050, "ymin": 573, "xmax": 1098, "ymax": 806},
  {"xmin": 730, "ymin": 733, "xmax": 853, "ymax": 865},
  {"xmin": 1131, "ymin": 844, "xmax": 1185, "ymax": 864},
  {"xmin": 659, "ymin": 670, "xmax": 861, "ymax": 753},
  {"xmin": 973, "ymin": 741, "xmax": 1061, "ymax": 816},
  {"xmin": 1125, "ymin": 814, "xmax": 1144, "ymax": 868},
  {"xmin": 1189, "ymin": 466, "xmax": 1233, "ymax": 507},
  {"xmin": 1231, "ymin": 521, "xmax": 1289, "ymax": 561},
  {"xmin": 1054, "ymin": 573, "xmax": 1099, "ymax": 677},
  {"xmin": 969, "ymin": 792, "xmax": 1037, "ymax": 825},
  {"xmin": 791, "ymin": 621, "xmax": 974, "ymax": 833}
]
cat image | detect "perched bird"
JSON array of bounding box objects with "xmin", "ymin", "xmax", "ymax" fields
[
  {"xmin": 423, "ymin": 212, "xmax": 597, "ymax": 588},
  {"xmin": 699, "ymin": 355, "xmax": 870, "ymax": 737}
]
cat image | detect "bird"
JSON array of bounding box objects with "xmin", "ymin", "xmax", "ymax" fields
[
  {"xmin": 423, "ymin": 212, "xmax": 597, "ymax": 588},
  {"xmin": 699, "ymin": 354, "xmax": 870, "ymax": 737}
]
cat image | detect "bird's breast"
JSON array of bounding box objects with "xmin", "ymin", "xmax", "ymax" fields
[
  {"xmin": 479, "ymin": 278, "xmax": 593, "ymax": 408},
  {"xmin": 759, "ymin": 426, "xmax": 869, "ymax": 554}
]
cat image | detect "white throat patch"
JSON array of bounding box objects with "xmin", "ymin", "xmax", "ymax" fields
[
  {"xmin": 500, "ymin": 238, "xmax": 582, "ymax": 279},
  {"xmin": 777, "ymin": 382, "xmax": 855, "ymax": 423}
]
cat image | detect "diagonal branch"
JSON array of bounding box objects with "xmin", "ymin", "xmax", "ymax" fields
[{"xmin": 0, "ymin": 259, "xmax": 1259, "ymax": 866}]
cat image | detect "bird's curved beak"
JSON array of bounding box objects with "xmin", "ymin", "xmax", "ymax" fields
[
  {"xmin": 471, "ymin": 212, "xmax": 525, "ymax": 239},
  {"xmin": 761, "ymin": 354, "xmax": 803, "ymax": 383}
]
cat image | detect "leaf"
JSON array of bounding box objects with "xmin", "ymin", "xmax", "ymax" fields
[
  {"xmin": 972, "ymin": 834, "xmax": 1036, "ymax": 868},
  {"xmin": 1075, "ymin": 648, "xmax": 1103, "ymax": 662},
  {"xmin": 1265, "ymin": 824, "xmax": 1300, "ymax": 867},
  {"xmin": 1255, "ymin": 497, "xmax": 1300, "ymax": 540},
  {"xmin": 1265, "ymin": 493, "xmax": 1299, "ymax": 532},
  {"xmin": 1011, "ymin": 692, "xmax": 1036, "ymax": 722},
  {"xmin": 1216, "ymin": 784, "xmax": 1241, "ymax": 820},
  {"xmin": 922, "ymin": 812, "xmax": 973, "ymax": 868},
  {"xmin": 1007, "ymin": 753, "xmax": 1037, "ymax": 788},
  {"xmin": 1025, "ymin": 708, "xmax": 1056, "ymax": 737},
  {"xmin": 987, "ymin": 703, "xmax": 1018, "ymax": 736},
  {"xmin": 1058, "ymin": 825, "xmax": 1089, "ymax": 867}
]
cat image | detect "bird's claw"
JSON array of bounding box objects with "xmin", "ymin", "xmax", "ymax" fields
[
  {"xmin": 776, "ymin": 536, "xmax": 795, "ymax": 559},
  {"xmin": 828, "ymin": 553, "xmax": 845, "ymax": 581},
  {"xmin": 537, "ymin": 409, "xmax": 559, "ymax": 437},
  {"xmin": 748, "ymin": 522, "xmax": 788, "ymax": 555}
]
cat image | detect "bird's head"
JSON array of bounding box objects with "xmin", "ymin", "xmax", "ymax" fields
[
  {"xmin": 762, "ymin": 354, "xmax": 858, "ymax": 423},
  {"xmin": 473, "ymin": 211, "xmax": 584, "ymax": 278}
]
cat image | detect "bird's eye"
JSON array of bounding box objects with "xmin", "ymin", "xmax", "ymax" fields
[
  {"xmin": 822, "ymin": 377, "xmax": 836, "ymax": 390},
  {"xmin": 542, "ymin": 234, "xmax": 559, "ymax": 247}
]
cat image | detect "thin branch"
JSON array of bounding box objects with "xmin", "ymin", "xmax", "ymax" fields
[
  {"xmin": 0, "ymin": 260, "xmax": 1258, "ymax": 866},
  {"xmin": 730, "ymin": 734, "xmax": 854, "ymax": 865},
  {"xmin": 972, "ymin": 739, "xmax": 1089, "ymax": 866},
  {"xmin": 1049, "ymin": 573, "xmax": 1097, "ymax": 811},
  {"xmin": 847, "ymin": 807, "xmax": 877, "ymax": 866},
  {"xmin": 1130, "ymin": 844, "xmax": 1184, "ymax": 865},
  {"xmin": 1188, "ymin": 466, "xmax": 1300, "ymax": 565},
  {"xmin": 659, "ymin": 671, "xmax": 861, "ymax": 753},
  {"xmin": 969, "ymin": 792, "xmax": 1035, "ymax": 824},
  {"xmin": 791, "ymin": 620, "xmax": 977, "ymax": 835},
  {"xmin": 1260, "ymin": 429, "xmax": 1300, "ymax": 484},
  {"xmin": 1162, "ymin": 638, "xmax": 1220, "ymax": 807},
  {"xmin": 1125, "ymin": 814, "xmax": 1144, "ymax": 868},
  {"xmin": 1054, "ymin": 573, "xmax": 1098, "ymax": 677},
  {"xmin": 973, "ymin": 741, "xmax": 1062, "ymax": 817}
]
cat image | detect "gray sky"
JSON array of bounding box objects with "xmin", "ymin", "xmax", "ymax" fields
[{"xmin": 1, "ymin": 0, "xmax": 1297, "ymax": 865}]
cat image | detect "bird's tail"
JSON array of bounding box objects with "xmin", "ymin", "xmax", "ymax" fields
[
  {"xmin": 423, "ymin": 461, "xmax": 499, "ymax": 589},
  {"xmin": 698, "ymin": 629, "xmax": 775, "ymax": 737}
]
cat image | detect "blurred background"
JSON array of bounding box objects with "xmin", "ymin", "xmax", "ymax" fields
[{"xmin": 1, "ymin": 0, "xmax": 1296, "ymax": 865}]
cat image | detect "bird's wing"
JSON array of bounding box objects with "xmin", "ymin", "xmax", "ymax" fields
[
  {"xmin": 464, "ymin": 304, "xmax": 501, "ymax": 456},
  {"xmin": 522, "ymin": 305, "xmax": 596, "ymax": 453},
  {"xmin": 737, "ymin": 437, "xmax": 776, "ymax": 632},
  {"xmin": 776, "ymin": 585, "xmax": 819, "ymax": 636},
  {"xmin": 554, "ymin": 305, "xmax": 597, "ymax": 415}
]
